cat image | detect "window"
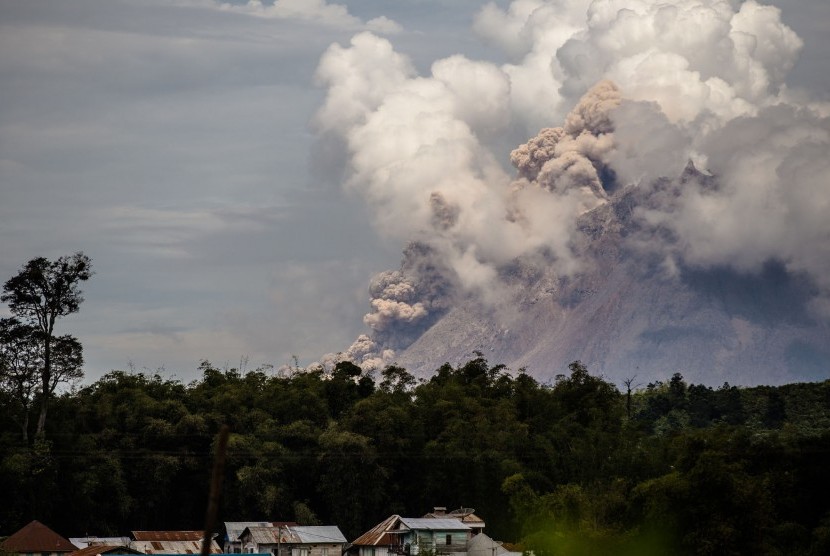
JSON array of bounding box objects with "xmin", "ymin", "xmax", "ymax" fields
[
  {"xmin": 446, "ymin": 535, "xmax": 452, "ymax": 546},
  {"xmin": 321, "ymin": 548, "xmax": 329, "ymax": 556}
]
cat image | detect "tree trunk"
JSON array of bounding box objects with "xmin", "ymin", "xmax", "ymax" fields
[
  {"xmin": 20, "ymin": 412, "xmax": 29, "ymax": 443},
  {"xmin": 36, "ymin": 398, "xmax": 48, "ymax": 437},
  {"xmin": 35, "ymin": 338, "xmax": 51, "ymax": 437}
]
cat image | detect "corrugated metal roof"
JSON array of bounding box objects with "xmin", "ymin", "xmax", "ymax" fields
[
  {"xmin": 68, "ymin": 545, "xmax": 143, "ymax": 556},
  {"xmin": 291, "ymin": 527, "xmax": 346, "ymax": 544},
  {"xmin": 131, "ymin": 540, "xmax": 221, "ymax": 554},
  {"xmin": 132, "ymin": 532, "xmax": 205, "ymax": 542},
  {"xmin": 350, "ymin": 515, "xmax": 402, "ymax": 546},
  {"xmin": 224, "ymin": 523, "xmax": 273, "ymax": 543},
  {"xmin": 351, "ymin": 515, "xmax": 470, "ymax": 547},
  {"xmin": 70, "ymin": 537, "xmax": 134, "ymax": 550},
  {"xmin": 1, "ymin": 520, "xmax": 76, "ymax": 553},
  {"xmin": 243, "ymin": 527, "xmax": 282, "ymax": 545},
  {"xmin": 239, "ymin": 526, "xmax": 345, "ymax": 547},
  {"xmin": 398, "ymin": 519, "xmax": 469, "ymax": 531}
]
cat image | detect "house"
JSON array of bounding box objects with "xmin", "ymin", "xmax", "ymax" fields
[
  {"xmin": 223, "ymin": 523, "xmax": 297, "ymax": 554},
  {"xmin": 0, "ymin": 520, "xmax": 76, "ymax": 556},
  {"xmin": 68, "ymin": 538, "xmax": 134, "ymax": 550},
  {"xmin": 238, "ymin": 525, "xmax": 346, "ymax": 556},
  {"xmin": 223, "ymin": 523, "xmax": 273, "ymax": 554},
  {"xmin": 422, "ymin": 509, "xmax": 485, "ymax": 537},
  {"xmin": 349, "ymin": 515, "xmax": 472, "ymax": 556},
  {"xmin": 131, "ymin": 531, "xmax": 221, "ymax": 554},
  {"xmin": 68, "ymin": 545, "xmax": 144, "ymax": 556}
]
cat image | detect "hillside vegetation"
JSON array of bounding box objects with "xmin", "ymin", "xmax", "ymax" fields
[{"xmin": 1, "ymin": 358, "xmax": 829, "ymax": 555}]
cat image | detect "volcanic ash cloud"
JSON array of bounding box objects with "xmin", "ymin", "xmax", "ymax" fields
[{"xmin": 312, "ymin": 0, "xmax": 830, "ymax": 370}]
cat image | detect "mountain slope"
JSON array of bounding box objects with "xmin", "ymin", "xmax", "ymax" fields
[{"xmin": 392, "ymin": 177, "xmax": 830, "ymax": 385}]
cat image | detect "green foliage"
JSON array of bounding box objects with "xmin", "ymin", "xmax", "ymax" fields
[
  {"xmin": 0, "ymin": 356, "xmax": 828, "ymax": 556},
  {"xmin": 1, "ymin": 252, "xmax": 92, "ymax": 438}
]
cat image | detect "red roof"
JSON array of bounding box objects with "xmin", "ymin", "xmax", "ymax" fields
[
  {"xmin": 132, "ymin": 532, "xmax": 204, "ymax": 542},
  {"xmin": 1, "ymin": 520, "xmax": 76, "ymax": 553}
]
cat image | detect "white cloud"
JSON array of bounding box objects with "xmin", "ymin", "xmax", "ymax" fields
[
  {"xmin": 314, "ymin": 0, "xmax": 830, "ymax": 368},
  {"xmin": 218, "ymin": 0, "xmax": 402, "ymax": 33},
  {"xmin": 644, "ymin": 104, "xmax": 830, "ymax": 313},
  {"xmin": 2, "ymin": 0, "xmax": 828, "ymax": 382}
]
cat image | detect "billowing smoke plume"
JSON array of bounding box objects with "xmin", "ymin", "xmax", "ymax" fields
[
  {"xmin": 320, "ymin": 242, "xmax": 455, "ymax": 370},
  {"xmin": 510, "ymin": 80, "xmax": 620, "ymax": 209},
  {"xmin": 312, "ymin": 0, "xmax": 830, "ymax": 371}
]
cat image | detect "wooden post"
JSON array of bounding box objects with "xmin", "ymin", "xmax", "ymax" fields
[{"xmin": 202, "ymin": 424, "xmax": 230, "ymax": 556}]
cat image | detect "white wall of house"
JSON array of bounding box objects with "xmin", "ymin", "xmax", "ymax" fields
[{"xmin": 359, "ymin": 547, "xmax": 389, "ymax": 556}]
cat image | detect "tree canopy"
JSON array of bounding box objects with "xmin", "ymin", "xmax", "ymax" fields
[
  {"xmin": 1, "ymin": 252, "xmax": 92, "ymax": 437},
  {"xmin": 1, "ymin": 357, "xmax": 828, "ymax": 555}
]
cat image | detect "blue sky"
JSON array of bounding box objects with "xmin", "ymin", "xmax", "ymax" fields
[{"xmin": 1, "ymin": 0, "xmax": 828, "ymax": 383}]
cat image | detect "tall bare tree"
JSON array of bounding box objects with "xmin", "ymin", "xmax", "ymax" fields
[
  {"xmin": 622, "ymin": 375, "xmax": 640, "ymax": 420},
  {"xmin": 1, "ymin": 252, "xmax": 92, "ymax": 436}
]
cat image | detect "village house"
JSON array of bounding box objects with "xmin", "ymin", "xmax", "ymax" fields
[
  {"xmin": 130, "ymin": 531, "xmax": 221, "ymax": 554},
  {"xmin": 68, "ymin": 537, "xmax": 135, "ymax": 551},
  {"xmin": 223, "ymin": 523, "xmax": 293, "ymax": 554},
  {"xmin": 0, "ymin": 520, "xmax": 77, "ymax": 556},
  {"xmin": 421, "ymin": 509, "xmax": 485, "ymax": 537},
  {"xmin": 67, "ymin": 545, "xmax": 144, "ymax": 556},
  {"xmin": 348, "ymin": 515, "xmax": 472, "ymax": 556},
  {"xmin": 237, "ymin": 525, "xmax": 346, "ymax": 556},
  {"xmin": 0, "ymin": 510, "xmax": 510, "ymax": 556}
]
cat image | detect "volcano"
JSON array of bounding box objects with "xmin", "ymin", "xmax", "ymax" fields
[
  {"xmin": 313, "ymin": 5, "xmax": 830, "ymax": 386},
  {"xmin": 387, "ymin": 162, "xmax": 830, "ymax": 386}
]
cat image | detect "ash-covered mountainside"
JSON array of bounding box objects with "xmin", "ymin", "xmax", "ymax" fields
[
  {"xmin": 321, "ymin": 81, "xmax": 829, "ymax": 386},
  {"xmin": 391, "ymin": 164, "xmax": 830, "ymax": 386},
  {"xmin": 313, "ymin": 1, "xmax": 830, "ymax": 385}
]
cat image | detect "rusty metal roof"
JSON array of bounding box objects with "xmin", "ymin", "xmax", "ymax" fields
[
  {"xmin": 242, "ymin": 527, "xmax": 283, "ymax": 545},
  {"xmin": 131, "ymin": 540, "xmax": 221, "ymax": 554},
  {"xmin": 69, "ymin": 545, "xmax": 143, "ymax": 556},
  {"xmin": 132, "ymin": 532, "xmax": 205, "ymax": 542},
  {"xmin": 69, "ymin": 537, "xmax": 134, "ymax": 549},
  {"xmin": 1, "ymin": 520, "xmax": 76, "ymax": 553},
  {"xmin": 350, "ymin": 515, "xmax": 402, "ymax": 546},
  {"xmin": 423, "ymin": 508, "xmax": 485, "ymax": 526},
  {"xmin": 351, "ymin": 515, "xmax": 472, "ymax": 547},
  {"xmin": 224, "ymin": 523, "xmax": 297, "ymax": 541}
]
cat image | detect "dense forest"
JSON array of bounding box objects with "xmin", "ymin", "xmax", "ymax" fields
[{"xmin": 2, "ymin": 357, "xmax": 830, "ymax": 556}]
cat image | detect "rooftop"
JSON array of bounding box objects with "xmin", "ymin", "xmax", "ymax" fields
[
  {"xmin": 132, "ymin": 532, "xmax": 205, "ymax": 542},
  {"xmin": 1, "ymin": 520, "xmax": 76, "ymax": 553}
]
